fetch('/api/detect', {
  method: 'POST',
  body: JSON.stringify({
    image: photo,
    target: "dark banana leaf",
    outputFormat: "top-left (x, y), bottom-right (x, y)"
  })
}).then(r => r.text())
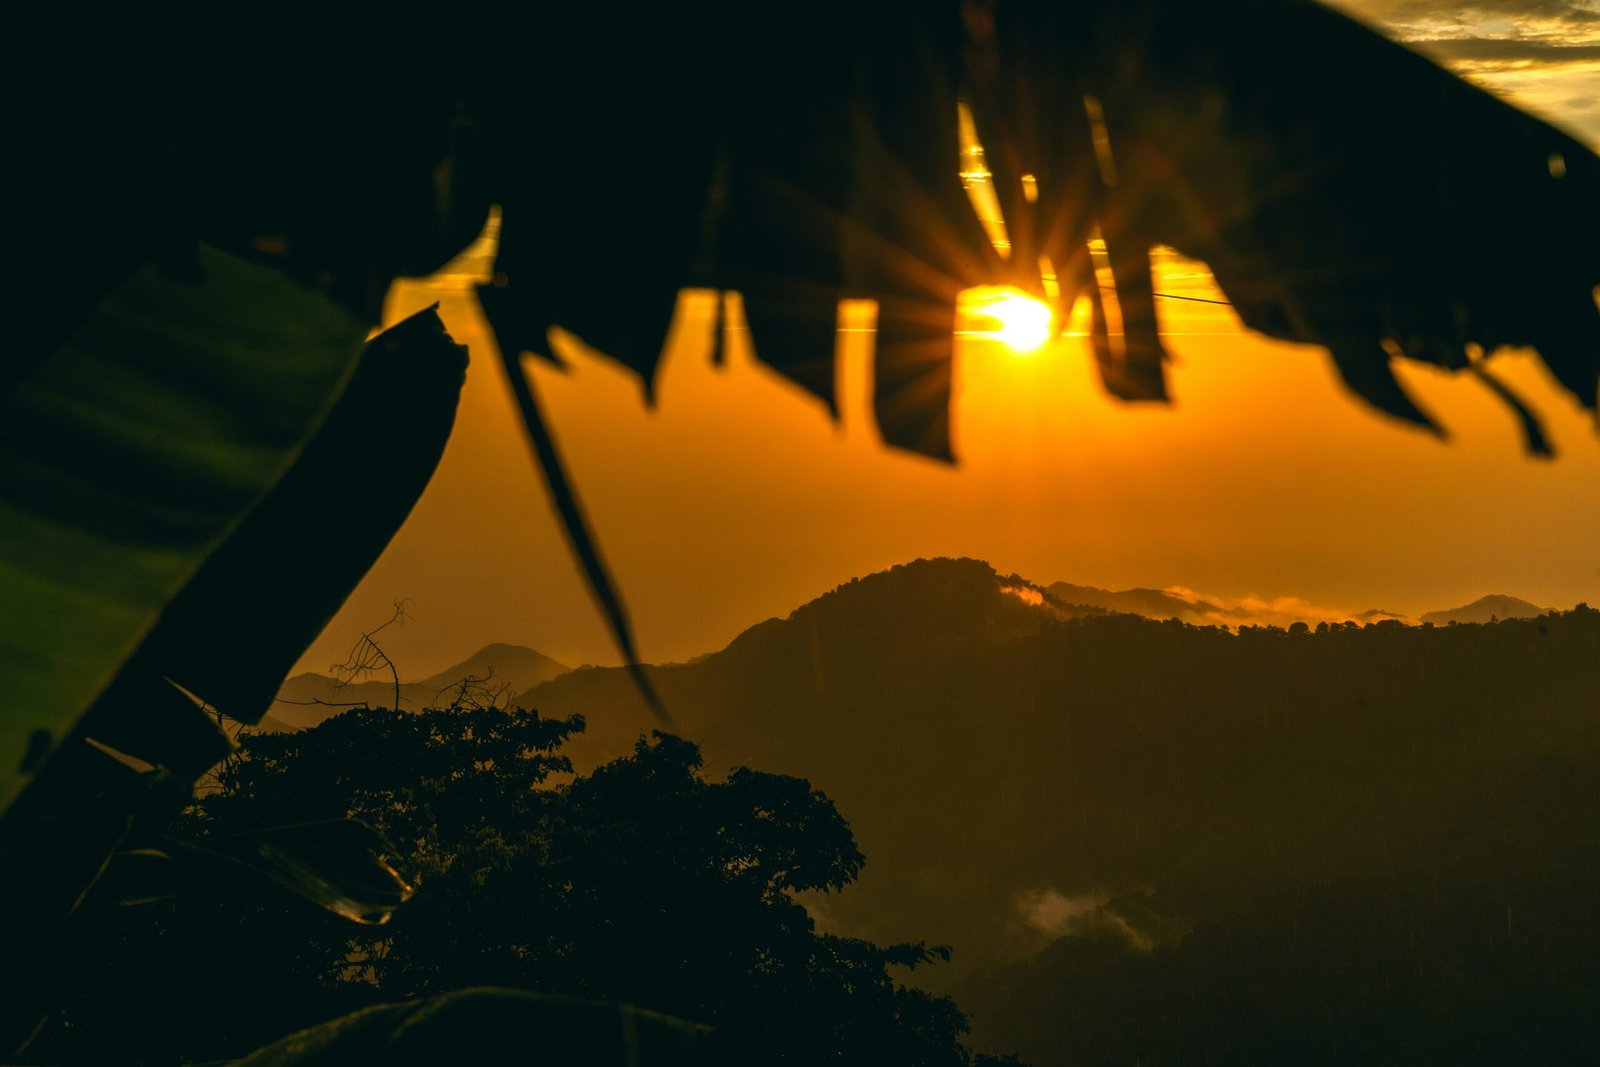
top-left (76, 305), bottom-right (465, 732)
top-left (474, 1), bottom-right (997, 698)
top-left (145, 819), bottom-right (415, 926)
top-left (5, 0), bottom-right (477, 807)
top-left (2, 1), bottom-right (476, 364)
top-left (0, 261), bottom-right (463, 1050)
top-left (475, 1), bottom-right (997, 446)
top-left (468, 0), bottom-right (1600, 688)
top-left (7, 0), bottom-right (1596, 772)
top-left (975, 0), bottom-right (1600, 451)
top-left (2, 299), bottom-right (464, 821)
top-left (478, 0), bottom-right (1599, 450)
top-left (3, 771), bottom-right (413, 1047)
top-left (0, 755), bottom-right (191, 1047)
top-left (0, 246), bottom-right (366, 812)
top-left (230, 987), bottom-right (711, 1066)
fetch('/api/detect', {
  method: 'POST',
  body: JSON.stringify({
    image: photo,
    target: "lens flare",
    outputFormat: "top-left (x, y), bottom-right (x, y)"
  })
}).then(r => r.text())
top-left (960, 287), bottom-right (1055, 354)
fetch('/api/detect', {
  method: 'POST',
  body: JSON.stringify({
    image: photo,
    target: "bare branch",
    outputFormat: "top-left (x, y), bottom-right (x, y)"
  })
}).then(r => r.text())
top-left (328, 601), bottom-right (410, 711)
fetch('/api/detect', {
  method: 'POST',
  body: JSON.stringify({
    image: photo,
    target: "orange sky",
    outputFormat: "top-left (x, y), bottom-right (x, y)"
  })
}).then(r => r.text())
top-left (294, 9), bottom-right (1600, 679)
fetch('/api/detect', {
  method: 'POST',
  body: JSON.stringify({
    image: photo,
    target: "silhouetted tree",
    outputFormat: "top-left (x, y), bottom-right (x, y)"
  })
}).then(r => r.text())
top-left (33, 709), bottom-right (1019, 1066)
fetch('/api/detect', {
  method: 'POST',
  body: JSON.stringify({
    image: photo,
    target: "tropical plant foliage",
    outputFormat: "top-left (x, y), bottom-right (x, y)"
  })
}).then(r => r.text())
top-left (0, 248), bottom-right (364, 808)
top-left (9, 0), bottom-right (1598, 724)
top-left (0, 287), bottom-right (465, 1049)
top-left (33, 709), bottom-right (1019, 1066)
top-left (6, 1), bottom-right (1600, 1061)
top-left (230, 988), bottom-right (712, 1067)
top-left (474, 0), bottom-right (1600, 670)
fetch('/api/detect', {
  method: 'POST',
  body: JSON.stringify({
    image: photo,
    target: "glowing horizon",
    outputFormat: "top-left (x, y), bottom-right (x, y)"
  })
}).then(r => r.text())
top-left (294, 4), bottom-right (1600, 677)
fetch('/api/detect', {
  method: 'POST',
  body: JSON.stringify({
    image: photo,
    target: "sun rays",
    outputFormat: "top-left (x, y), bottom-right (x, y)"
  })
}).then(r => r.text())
top-left (958, 286), bottom-right (1056, 353)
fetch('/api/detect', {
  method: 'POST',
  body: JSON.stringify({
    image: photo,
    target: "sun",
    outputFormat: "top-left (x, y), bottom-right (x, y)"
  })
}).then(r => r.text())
top-left (958, 286), bottom-right (1055, 354)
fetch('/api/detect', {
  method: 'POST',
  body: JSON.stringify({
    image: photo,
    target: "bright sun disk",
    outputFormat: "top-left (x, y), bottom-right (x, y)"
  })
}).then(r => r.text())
top-left (960, 287), bottom-right (1054, 354)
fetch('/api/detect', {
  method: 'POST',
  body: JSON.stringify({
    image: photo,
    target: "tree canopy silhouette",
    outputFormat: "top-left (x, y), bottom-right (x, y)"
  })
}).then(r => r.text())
top-left (33, 708), bottom-right (1020, 1065)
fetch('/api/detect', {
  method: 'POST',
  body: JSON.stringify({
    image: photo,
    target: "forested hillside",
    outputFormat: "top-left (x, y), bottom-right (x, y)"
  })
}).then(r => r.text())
top-left (521, 558), bottom-right (1600, 1062)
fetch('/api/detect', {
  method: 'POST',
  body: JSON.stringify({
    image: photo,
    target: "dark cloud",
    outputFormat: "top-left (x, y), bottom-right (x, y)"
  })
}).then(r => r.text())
top-left (1406, 36), bottom-right (1600, 63)
top-left (1330, 0), bottom-right (1600, 51)
top-left (1337, 0), bottom-right (1600, 27)
top-left (1328, 0), bottom-right (1600, 144)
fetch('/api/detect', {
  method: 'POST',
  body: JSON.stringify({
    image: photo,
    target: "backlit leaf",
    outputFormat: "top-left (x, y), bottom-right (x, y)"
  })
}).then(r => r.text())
top-left (0, 246), bottom-right (365, 809)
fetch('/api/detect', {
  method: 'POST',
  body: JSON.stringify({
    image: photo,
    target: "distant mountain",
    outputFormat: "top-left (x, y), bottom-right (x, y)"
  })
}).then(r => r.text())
top-left (1421, 593), bottom-right (1551, 625)
top-left (513, 557), bottom-right (1600, 1064)
top-left (267, 643), bottom-right (568, 730)
top-left (418, 643), bottom-right (571, 695)
top-left (251, 712), bottom-right (300, 734)
top-left (1046, 580), bottom-right (1227, 623)
top-left (1050, 580), bottom-right (1557, 630)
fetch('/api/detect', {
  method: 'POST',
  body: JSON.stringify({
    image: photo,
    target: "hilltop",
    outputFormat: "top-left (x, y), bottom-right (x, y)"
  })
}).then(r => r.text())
top-left (517, 557), bottom-right (1093, 766)
top-left (1421, 592), bottom-right (1551, 625)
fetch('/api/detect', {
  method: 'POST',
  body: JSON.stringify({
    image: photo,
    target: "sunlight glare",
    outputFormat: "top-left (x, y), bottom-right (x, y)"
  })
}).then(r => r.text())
top-left (960, 287), bottom-right (1055, 354)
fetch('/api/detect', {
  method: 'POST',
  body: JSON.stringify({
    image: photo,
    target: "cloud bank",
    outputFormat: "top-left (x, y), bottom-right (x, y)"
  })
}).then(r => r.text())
top-left (1159, 586), bottom-right (1415, 630)
top-left (1329, 0), bottom-right (1600, 141)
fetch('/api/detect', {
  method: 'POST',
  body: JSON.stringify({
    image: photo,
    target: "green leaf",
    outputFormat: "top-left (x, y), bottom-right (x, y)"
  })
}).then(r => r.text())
top-left (0, 246), bottom-right (366, 809)
top-left (7, 306), bottom-right (466, 825)
top-left (78, 305), bottom-right (467, 734)
top-left (230, 987), bottom-right (711, 1066)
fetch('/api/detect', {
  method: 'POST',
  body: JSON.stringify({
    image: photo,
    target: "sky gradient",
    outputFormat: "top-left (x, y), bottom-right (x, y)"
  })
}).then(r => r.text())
top-left (294, 5), bottom-right (1600, 680)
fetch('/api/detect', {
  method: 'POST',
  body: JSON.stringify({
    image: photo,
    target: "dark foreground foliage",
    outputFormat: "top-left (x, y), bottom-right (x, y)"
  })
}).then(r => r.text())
top-left (29, 707), bottom-right (1017, 1065)
top-left (231, 988), bottom-right (712, 1067)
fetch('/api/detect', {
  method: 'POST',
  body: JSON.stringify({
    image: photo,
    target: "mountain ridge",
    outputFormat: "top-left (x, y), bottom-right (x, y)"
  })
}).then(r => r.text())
top-left (268, 642), bottom-right (568, 729)
top-left (260, 557), bottom-right (1600, 1063)
top-left (270, 565), bottom-right (1563, 731)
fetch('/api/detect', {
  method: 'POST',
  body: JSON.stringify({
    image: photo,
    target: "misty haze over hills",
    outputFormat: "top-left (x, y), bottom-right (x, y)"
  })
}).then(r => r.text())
top-left (264, 560), bottom-right (1596, 1060)
top-left (1045, 580), bottom-right (1227, 623)
top-left (1048, 580), bottom-right (1551, 630)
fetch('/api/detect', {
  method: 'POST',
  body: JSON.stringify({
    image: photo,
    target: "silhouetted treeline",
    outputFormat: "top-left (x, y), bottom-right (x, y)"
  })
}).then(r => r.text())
top-left (516, 558), bottom-right (1600, 1063)
top-left (30, 706), bottom-right (1019, 1065)
top-left (40, 556), bottom-right (1600, 1063)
